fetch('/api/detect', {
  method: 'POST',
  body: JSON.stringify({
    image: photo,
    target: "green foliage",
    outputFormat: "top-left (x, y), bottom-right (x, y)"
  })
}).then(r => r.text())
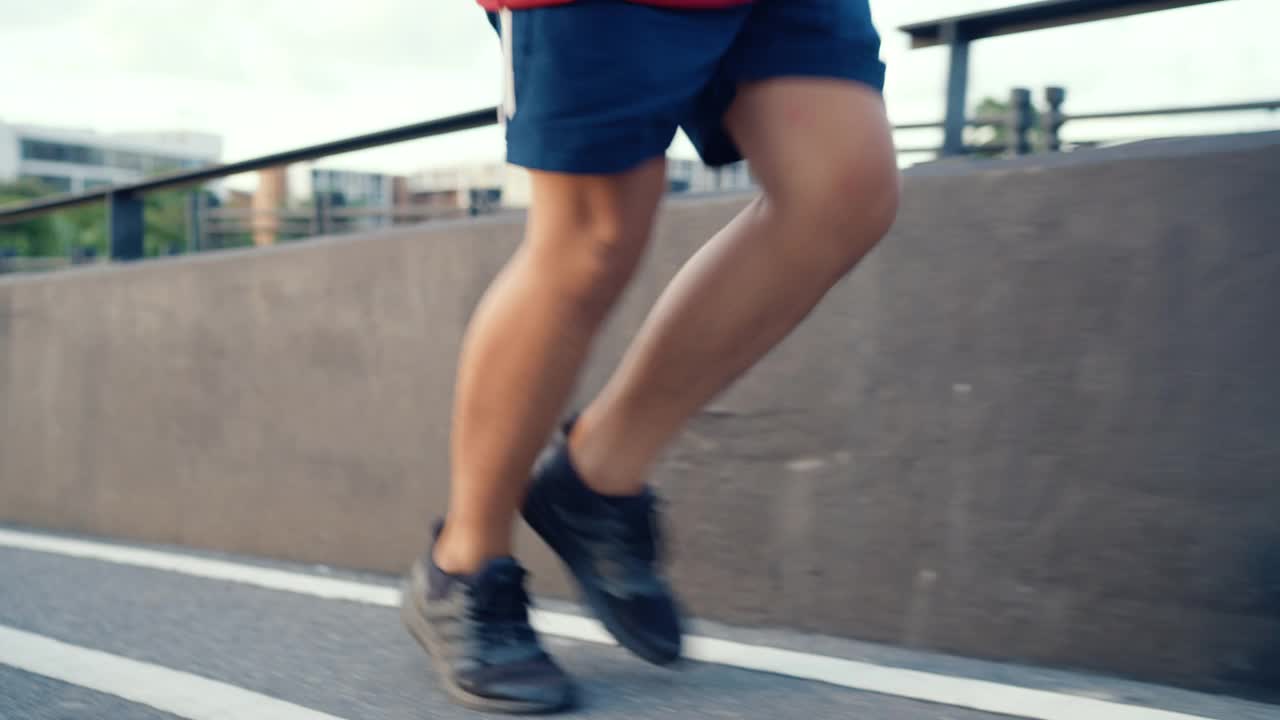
top-left (0, 179), bottom-right (65, 257)
top-left (0, 180), bottom-right (198, 262)
top-left (145, 189), bottom-right (190, 257)
top-left (971, 95), bottom-right (1043, 157)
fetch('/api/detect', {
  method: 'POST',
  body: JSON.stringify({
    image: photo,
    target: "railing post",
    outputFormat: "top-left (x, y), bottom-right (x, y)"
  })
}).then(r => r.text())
top-left (186, 191), bottom-right (203, 253)
top-left (1007, 87), bottom-right (1033, 156)
top-left (108, 191), bottom-right (144, 261)
top-left (313, 192), bottom-right (326, 236)
top-left (941, 21), bottom-right (971, 157)
top-left (1044, 86), bottom-right (1067, 153)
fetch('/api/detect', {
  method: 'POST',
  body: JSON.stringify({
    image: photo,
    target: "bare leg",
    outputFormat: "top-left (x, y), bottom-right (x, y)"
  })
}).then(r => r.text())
top-left (434, 158), bottom-right (667, 574)
top-left (570, 79), bottom-right (901, 495)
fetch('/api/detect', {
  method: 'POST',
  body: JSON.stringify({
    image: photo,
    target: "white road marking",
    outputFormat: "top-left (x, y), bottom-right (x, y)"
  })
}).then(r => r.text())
top-left (0, 624), bottom-right (349, 720)
top-left (0, 528), bottom-right (1214, 720)
top-left (0, 528), bottom-right (401, 606)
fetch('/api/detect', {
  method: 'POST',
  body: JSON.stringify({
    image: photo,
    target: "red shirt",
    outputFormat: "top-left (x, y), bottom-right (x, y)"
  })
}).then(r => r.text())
top-left (477, 1), bottom-right (751, 9)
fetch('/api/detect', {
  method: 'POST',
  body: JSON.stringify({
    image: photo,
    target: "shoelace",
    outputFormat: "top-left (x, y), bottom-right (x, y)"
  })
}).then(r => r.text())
top-left (467, 568), bottom-right (540, 650)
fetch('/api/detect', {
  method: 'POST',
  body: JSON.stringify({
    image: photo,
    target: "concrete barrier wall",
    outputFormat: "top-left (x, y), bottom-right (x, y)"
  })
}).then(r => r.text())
top-left (3, 133), bottom-right (1278, 697)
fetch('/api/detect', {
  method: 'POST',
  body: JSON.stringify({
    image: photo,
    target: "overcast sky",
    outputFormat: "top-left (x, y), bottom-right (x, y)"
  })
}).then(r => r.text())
top-left (3, 0), bottom-right (1277, 175)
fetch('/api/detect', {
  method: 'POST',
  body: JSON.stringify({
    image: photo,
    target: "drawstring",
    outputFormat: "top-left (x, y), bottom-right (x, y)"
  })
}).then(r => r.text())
top-left (499, 8), bottom-right (517, 125)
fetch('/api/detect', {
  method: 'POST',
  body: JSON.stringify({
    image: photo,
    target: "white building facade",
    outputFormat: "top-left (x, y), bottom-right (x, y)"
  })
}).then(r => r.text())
top-left (310, 167), bottom-right (397, 209)
top-left (404, 156), bottom-right (754, 213)
top-left (0, 121), bottom-right (222, 194)
top-left (407, 162), bottom-right (513, 211)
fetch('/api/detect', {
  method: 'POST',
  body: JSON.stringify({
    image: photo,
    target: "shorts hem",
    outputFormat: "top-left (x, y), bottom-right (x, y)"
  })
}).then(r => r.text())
top-left (506, 128), bottom-right (675, 176)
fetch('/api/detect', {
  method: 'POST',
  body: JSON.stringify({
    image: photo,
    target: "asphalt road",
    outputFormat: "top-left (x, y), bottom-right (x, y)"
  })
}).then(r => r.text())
top-left (0, 528), bottom-right (1275, 720)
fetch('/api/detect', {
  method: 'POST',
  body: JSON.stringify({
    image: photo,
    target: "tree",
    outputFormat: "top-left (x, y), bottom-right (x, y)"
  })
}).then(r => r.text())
top-left (0, 179), bottom-right (64, 257)
top-left (970, 95), bottom-right (1042, 157)
top-left (0, 180), bottom-right (196, 263)
top-left (145, 189), bottom-right (191, 256)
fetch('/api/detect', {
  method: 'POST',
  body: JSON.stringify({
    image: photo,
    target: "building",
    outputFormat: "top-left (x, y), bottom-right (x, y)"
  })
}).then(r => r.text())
top-left (667, 158), bottom-right (755, 194)
top-left (404, 156), bottom-right (754, 215)
top-left (308, 167), bottom-right (415, 234)
top-left (406, 162), bottom-right (510, 213)
top-left (0, 120), bottom-right (222, 194)
top-left (310, 167), bottom-right (399, 210)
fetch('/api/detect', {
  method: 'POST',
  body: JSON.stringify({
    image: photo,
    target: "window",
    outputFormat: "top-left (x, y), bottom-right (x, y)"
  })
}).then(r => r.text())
top-left (84, 178), bottom-right (113, 190)
top-left (21, 139), bottom-right (49, 161)
top-left (20, 139), bottom-right (105, 166)
top-left (21, 139), bottom-right (59, 162)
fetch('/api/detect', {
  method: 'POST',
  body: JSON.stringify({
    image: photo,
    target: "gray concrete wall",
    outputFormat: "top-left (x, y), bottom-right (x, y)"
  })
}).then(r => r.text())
top-left (2, 133), bottom-right (1279, 698)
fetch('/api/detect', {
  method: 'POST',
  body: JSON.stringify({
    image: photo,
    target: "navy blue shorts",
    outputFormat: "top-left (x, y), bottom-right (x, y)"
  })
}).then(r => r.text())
top-left (488, 0), bottom-right (886, 175)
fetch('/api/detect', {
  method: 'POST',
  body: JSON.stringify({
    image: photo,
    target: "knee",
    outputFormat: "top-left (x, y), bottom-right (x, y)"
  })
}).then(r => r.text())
top-left (833, 160), bottom-right (901, 245)
top-left (772, 155), bottom-right (900, 279)
top-left (526, 210), bottom-right (648, 325)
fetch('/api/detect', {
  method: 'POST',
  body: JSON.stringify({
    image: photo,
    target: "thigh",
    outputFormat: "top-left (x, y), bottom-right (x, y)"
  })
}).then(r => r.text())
top-left (723, 78), bottom-right (896, 206)
top-left (681, 0), bottom-right (888, 168)
top-left (496, 2), bottom-right (747, 176)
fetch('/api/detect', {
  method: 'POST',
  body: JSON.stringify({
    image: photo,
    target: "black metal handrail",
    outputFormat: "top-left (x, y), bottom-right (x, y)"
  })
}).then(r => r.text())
top-left (0, 108), bottom-right (497, 225)
top-left (0, 104), bottom-right (998, 263)
top-left (1064, 99), bottom-right (1280, 122)
top-left (0, 106), bottom-right (974, 228)
top-left (892, 92), bottom-right (1280, 156)
top-left (1040, 91), bottom-right (1279, 153)
top-left (0, 110), bottom-right (1002, 230)
top-left (3, 94), bottom-right (1278, 265)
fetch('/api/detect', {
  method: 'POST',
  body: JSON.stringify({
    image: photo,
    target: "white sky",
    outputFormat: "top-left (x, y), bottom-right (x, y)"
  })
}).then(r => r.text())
top-left (2, 0), bottom-right (1278, 176)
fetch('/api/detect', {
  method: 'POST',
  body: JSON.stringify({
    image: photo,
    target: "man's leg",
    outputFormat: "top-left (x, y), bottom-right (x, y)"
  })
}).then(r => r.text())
top-left (400, 159), bottom-right (666, 713)
top-left (434, 158), bottom-right (667, 574)
top-left (569, 78), bottom-right (900, 495)
top-left (406, 3), bottom-right (749, 711)
top-left (517, 78), bottom-right (897, 668)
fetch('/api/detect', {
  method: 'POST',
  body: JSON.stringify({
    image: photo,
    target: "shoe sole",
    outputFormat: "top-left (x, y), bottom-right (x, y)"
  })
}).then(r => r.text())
top-left (523, 491), bottom-right (683, 667)
top-left (400, 562), bottom-right (575, 715)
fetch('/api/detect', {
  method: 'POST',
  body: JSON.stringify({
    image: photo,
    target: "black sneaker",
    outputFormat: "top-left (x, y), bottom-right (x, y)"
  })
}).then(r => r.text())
top-left (401, 522), bottom-right (576, 714)
top-left (522, 421), bottom-right (683, 666)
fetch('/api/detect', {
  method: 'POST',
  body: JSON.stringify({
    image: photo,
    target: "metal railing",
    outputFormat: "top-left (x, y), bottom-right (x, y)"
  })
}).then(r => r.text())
top-left (197, 203), bottom-right (477, 249)
top-left (896, 89), bottom-right (1280, 157)
top-left (0, 108), bottom-right (495, 261)
top-left (2, 93), bottom-right (1278, 268)
top-left (0, 106), bottom-right (972, 263)
top-left (1043, 93), bottom-right (1280, 152)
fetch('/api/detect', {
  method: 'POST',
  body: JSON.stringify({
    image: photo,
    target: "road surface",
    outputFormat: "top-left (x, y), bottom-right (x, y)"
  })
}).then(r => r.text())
top-left (0, 526), bottom-right (1273, 720)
